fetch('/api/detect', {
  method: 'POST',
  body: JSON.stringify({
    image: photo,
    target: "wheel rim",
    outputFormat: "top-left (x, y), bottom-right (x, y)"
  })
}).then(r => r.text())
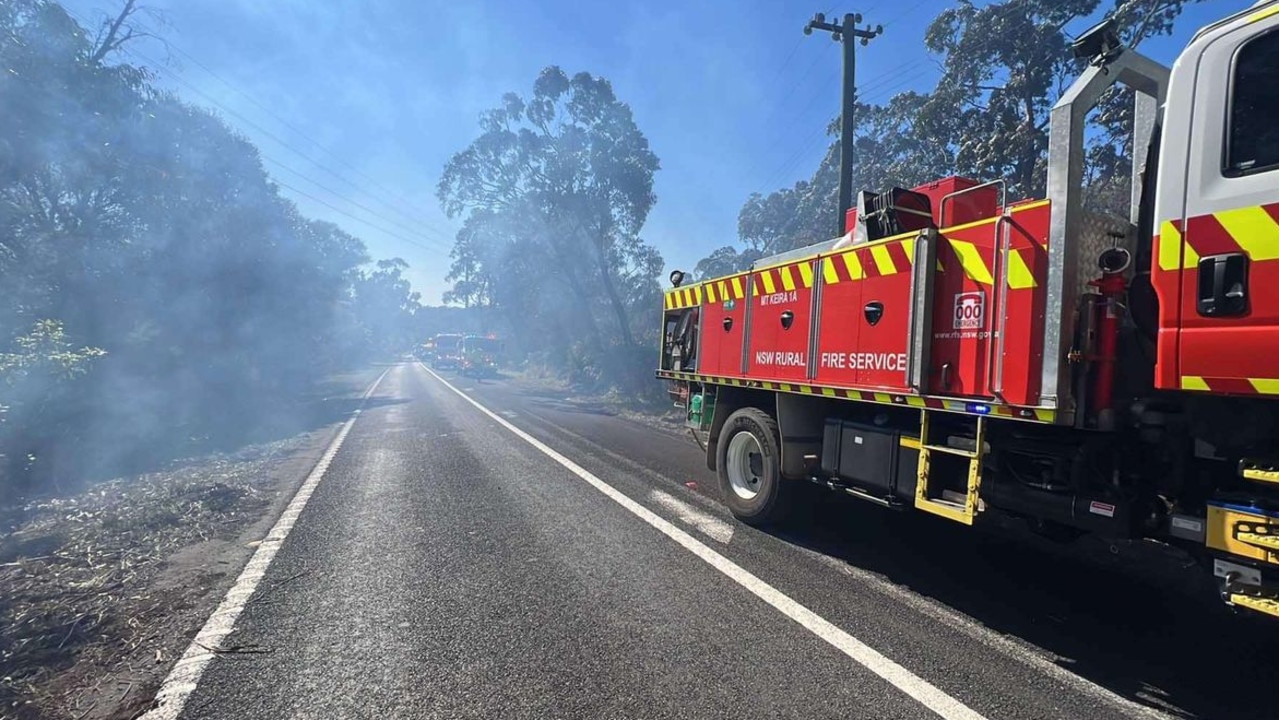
top-left (725, 430), bottom-right (765, 500)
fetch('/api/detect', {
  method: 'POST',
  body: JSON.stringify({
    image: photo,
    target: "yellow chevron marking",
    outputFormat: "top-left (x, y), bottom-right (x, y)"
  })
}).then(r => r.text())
top-left (842, 251), bottom-right (864, 280)
top-left (873, 392), bottom-right (892, 402)
top-left (1216, 205), bottom-right (1279, 261)
top-left (798, 262), bottom-right (814, 288)
top-left (870, 245), bottom-right (898, 275)
top-left (906, 396), bottom-right (926, 407)
top-left (1158, 220), bottom-right (1184, 271)
top-left (822, 258), bottom-right (840, 284)
top-left (1034, 409), bottom-right (1054, 422)
top-left (1251, 378), bottom-right (1279, 395)
top-left (949, 240), bottom-right (994, 285)
top-left (717, 280), bottom-right (728, 301)
top-left (1006, 248), bottom-right (1037, 289)
top-left (799, 385), bottom-right (813, 394)
top-left (1181, 375), bottom-right (1211, 391)
top-left (1011, 199), bottom-right (1050, 214)
top-left (780, 265), bottom-right (797, 292)
top-left (758, 271), bottom-right (776, 295)
top-left (1249, 3), bottom-right (1279, 22)
top-left (902, 240), bottom-right (914, 265)
top-left (731, 276), bottom-right (744, 299)
top-left (821, 387), bottom-right (837, 397)
top-left (694, 286), bottom-right (703, 304)
top-left (704, 283), bottom-right (717, 303)
top-left (663, 293), bottom-right (673, 310)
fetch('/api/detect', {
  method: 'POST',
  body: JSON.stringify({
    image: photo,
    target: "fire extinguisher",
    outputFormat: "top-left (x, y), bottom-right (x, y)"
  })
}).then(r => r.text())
top-left (1089, 246), bottom-right (1131, 430)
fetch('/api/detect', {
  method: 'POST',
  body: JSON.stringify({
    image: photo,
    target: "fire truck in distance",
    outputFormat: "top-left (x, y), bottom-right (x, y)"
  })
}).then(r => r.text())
top-left (658, 4), bottom-right (1279, 619)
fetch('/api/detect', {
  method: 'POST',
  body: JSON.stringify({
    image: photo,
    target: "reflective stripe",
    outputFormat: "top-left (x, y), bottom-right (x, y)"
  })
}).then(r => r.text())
top-left (780, 266), bottom-right (796, 292)
top-left (1157, 220), bottom-right (1183, 271)
top-left (1248, 3), bottom-right (1279, 22)
top-left (1214, 205), bottom-right (1279, 261)
top-left (842, 251), bottom-right (864, 280)
top-left (1251, 378), bottom-right (1279, 395)
top-left (949, 240), bottom-right (994, 285)
top-left (1181, 376), bottom-right (1211, 391)
top-left (823, 258), bottom-right (840, 284)
top-left (798, 262), bottom-right (814, 288)
top-left (1006, 249), bottom-right (1037, 289)
top-left (871, 245), bottom-right (898, 275)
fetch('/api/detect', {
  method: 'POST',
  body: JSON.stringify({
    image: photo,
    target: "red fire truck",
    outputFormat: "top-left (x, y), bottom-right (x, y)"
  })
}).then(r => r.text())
top-left (658, 4), bottom-right (1279, 619)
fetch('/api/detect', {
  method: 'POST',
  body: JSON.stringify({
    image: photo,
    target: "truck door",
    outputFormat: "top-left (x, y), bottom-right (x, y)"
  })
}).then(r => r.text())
top-left (1173, 11), bottom-right (1279, 394)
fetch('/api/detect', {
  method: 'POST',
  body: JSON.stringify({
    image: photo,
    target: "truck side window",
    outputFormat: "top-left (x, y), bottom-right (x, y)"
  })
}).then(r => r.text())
top-left (1227, 29), bottom-right (1279, 176)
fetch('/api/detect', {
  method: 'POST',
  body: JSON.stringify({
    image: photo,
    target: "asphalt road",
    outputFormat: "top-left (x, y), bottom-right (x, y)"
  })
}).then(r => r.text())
top-left (153, 362), bottom-right (1277, 719)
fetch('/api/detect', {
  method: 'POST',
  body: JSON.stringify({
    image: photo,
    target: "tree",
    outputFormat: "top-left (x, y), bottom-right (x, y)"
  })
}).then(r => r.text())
top-left (438, 66), bottom-right (662, 351)
top-left (351, 258), bottom-right (423, 357)
top-left (0, 0), bottom-right (411, 496)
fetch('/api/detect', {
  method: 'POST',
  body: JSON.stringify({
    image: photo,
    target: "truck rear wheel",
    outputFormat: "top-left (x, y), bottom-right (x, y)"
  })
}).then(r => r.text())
top-left (717, 407), bottom-right (790, 526)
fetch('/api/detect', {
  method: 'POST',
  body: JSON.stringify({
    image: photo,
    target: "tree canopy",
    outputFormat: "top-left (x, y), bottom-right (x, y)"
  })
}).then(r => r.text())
top-left (438, 67), bottom-right (663, 391)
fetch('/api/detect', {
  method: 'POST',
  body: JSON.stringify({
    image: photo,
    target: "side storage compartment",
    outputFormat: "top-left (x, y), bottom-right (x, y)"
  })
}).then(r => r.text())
top-left (820, 419), bottom-right (917, 502)
top-left (698, 273), bottom-right (749, 377)
top-left (747, 260), bottom-right (815, 383)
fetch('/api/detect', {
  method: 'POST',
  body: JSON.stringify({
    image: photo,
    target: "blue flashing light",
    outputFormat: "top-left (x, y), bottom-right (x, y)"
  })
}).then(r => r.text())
top-left (966, 403), bottom-right (992, 415)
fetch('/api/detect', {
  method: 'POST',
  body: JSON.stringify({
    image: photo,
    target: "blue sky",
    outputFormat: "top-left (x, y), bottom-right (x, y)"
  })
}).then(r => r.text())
top-left (64, 0), bottom-right (1252, 304)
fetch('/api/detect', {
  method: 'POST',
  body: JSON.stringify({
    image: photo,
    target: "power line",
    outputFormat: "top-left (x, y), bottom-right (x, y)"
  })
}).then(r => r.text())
top-left (64, 7), bottom-right (457, 241)
top-left (763, 34), bottom-right (806, 89)
top-left (91, 44), bottom-right (455, 247)
top-left (62, 8), bottom-right (459, 254)
top-left (262, 156), bottom-right (451, 253)
top-left (272, 179), bottom-right (448, 255)
top-left (119, 44), bottom-right (456, 249)
top-left (760, 48), bottom-right (829, 128)
top-left (767, 124), bottom-right (832, 190)
top-left (156, 40), bottom-right (447, 233)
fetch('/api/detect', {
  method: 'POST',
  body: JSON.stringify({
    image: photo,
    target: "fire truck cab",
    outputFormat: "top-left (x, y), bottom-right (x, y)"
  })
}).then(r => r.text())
top-left (658, 3), bottom-right (1279, 619)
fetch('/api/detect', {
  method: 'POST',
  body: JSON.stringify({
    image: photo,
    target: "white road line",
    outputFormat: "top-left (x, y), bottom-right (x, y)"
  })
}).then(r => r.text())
top-left (796, 548), bottom-right (1177, 719)
top-left (421, 364), bottom-right (986, 720)
top-left (139, 367), bottom-right (391, 720)
top-left (650, 488), bottom-right (735, 544)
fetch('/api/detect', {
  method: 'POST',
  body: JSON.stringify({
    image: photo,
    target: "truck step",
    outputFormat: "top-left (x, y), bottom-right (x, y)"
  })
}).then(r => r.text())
top-left (915, 495), bottom-right (975, 525)
top-left (1229, 594), bottom-right (1279, 619)
top-left (1240, 460), bottom-right (1279, 485)
top-left (921, 444), bottom-right (979, 459)
top-left (1237, 529), bottom-right (1279, 552)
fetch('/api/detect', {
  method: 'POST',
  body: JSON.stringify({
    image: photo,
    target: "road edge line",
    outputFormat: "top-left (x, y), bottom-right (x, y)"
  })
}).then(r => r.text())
top-left (421, 363), bottom-right (986, 720)
top-left (138, 366), bottom-right (392, 720)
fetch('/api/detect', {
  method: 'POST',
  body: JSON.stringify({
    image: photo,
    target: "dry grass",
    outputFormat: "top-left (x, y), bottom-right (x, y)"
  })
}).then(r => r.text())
top-left (0, 435), bottom-right (307, 719)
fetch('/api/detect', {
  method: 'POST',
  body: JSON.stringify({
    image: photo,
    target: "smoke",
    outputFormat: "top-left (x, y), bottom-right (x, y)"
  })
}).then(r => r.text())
top-left (0, 0), bottom-right (425, 496)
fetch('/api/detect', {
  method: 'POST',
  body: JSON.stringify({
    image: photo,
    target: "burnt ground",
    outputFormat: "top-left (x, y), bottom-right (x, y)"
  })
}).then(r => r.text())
top-left (0, 367), bottom-right (385, 720)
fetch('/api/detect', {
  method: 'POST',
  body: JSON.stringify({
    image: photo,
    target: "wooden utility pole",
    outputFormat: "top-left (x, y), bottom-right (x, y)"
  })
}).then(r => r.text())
top-left (804, 12), bottom-right (882, 236)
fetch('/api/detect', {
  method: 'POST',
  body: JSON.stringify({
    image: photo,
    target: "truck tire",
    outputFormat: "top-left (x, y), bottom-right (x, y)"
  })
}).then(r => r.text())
top-left (716, 407), bottom-right (790, 526)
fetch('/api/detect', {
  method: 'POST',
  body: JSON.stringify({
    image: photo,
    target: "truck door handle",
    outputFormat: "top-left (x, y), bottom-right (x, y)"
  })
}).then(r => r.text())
top-left (780, 310), bottom-right (794, 329)
top-left (1197, 253), bottom-right (1249, 317)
